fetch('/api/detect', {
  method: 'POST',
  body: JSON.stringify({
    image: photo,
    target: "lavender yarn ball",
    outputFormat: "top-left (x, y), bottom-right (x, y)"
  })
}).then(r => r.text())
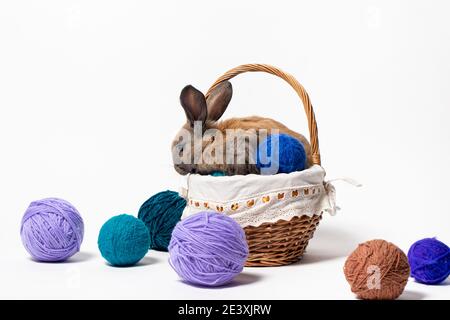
top-left (408, 238), bottom-right (450, 285)
top-left (20, 198), bottom-right (84, 262)
top-left (168, 211), bottom-right (249, 287)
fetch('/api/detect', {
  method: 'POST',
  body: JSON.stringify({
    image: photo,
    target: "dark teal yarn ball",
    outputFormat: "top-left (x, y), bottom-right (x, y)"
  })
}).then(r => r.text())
top-left (211, 171), bottom-right (225, 176)
top-left (98, 214), bottom-right (150, 267)
top-left (138, 190), bottom-right (187, 251)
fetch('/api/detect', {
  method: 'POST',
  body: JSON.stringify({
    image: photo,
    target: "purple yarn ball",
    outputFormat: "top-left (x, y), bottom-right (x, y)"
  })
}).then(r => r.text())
top-left (168, 211), bottom-right (249, 287)
top-left (20, 198), bottom-right (84, 262)
top-left (408, 238), bottom-right (450, 285)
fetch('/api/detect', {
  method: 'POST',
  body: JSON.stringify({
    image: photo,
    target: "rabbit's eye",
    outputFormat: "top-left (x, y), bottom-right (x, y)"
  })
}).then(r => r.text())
top-left (210, 136), bottom-right (215, 142)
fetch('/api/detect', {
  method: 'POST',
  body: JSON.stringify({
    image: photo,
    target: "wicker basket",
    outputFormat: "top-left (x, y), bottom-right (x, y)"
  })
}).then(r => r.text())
top-left (184, 64), bottom-right (325, 267)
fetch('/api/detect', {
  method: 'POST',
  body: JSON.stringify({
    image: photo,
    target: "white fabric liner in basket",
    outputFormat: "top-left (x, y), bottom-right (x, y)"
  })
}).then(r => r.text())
top-left (180, 165), bottom-right (339, 228)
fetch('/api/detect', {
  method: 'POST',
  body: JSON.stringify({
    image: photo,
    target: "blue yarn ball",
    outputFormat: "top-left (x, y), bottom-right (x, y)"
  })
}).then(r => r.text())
top-left (138, 190), bottom-right (186, 251)
top-left (98, 214), bottom-right (150, 266)
top-left (408, 238), bottom-right (450, 285)
top-left (256, 133), bottom-right (307, 174)
top-left (211, 171), bottom-right (225, 177)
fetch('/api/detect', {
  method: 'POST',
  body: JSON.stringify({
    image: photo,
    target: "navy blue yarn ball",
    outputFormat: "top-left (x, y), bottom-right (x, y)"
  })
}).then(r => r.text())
top-left (256, 133), bottom-right (307, 174)
top-left (138, 190), bottom-right (187, 251)
top-left (98, 214), bottom-right (150, 267)
top-left (408, 238), bottom-right (450, 285)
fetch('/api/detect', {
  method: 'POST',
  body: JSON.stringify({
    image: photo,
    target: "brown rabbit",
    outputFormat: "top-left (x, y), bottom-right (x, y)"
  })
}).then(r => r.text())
top-left (172, 81), bottom-right (312, 175)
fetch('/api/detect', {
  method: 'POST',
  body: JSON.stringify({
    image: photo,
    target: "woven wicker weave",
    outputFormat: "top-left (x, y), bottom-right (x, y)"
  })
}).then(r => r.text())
top-left (206, 64), bottom-right (322, 267)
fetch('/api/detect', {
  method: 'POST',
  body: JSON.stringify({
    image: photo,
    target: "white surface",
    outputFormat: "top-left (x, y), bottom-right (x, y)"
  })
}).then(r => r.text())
top-left (0, 0), bottom-right (449, 299)
top-left (1, 224), bottom-right (448, 300)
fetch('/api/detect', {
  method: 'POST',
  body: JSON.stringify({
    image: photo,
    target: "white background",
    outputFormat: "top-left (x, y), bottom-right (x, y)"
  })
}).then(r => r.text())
top-left (0, 0), bottom-right (449, 299)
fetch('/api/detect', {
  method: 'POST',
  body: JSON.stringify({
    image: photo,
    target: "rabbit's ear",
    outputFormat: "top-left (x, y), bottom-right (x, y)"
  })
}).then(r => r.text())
top-left (206, 81), bottom-right (232, 122)
top-left (180, 85), bottom-right (208, 126)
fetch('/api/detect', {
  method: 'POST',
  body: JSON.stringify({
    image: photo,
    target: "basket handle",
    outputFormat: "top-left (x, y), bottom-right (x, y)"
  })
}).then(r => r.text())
top-left (205, 64), bottom-right (321, 165)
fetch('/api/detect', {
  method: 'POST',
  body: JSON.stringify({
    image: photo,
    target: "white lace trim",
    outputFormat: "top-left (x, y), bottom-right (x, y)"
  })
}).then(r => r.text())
top-left (181, 177), bottom-right (339, 228)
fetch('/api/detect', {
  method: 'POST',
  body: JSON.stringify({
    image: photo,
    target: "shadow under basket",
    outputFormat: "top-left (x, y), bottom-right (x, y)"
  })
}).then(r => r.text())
top-left (182, 64), bottom-right (332, 267)
top-left (244, 214), bottom-right (323, 267)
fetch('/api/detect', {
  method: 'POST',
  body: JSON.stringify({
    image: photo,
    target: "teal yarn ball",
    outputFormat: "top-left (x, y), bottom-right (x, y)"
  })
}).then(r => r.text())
top-left (98, 214), bottom-right (150, 266)
top-left (211, 171), bottom-right (225, 176)
top-left (138, 190), bottom-right (187, 251)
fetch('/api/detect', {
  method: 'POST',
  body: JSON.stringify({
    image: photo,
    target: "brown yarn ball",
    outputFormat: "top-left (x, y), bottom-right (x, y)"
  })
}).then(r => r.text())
top-left (344, 239), bottom-right (410, 300)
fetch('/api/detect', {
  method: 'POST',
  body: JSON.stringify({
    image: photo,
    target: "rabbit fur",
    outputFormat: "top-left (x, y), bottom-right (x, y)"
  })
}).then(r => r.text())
top-left (172, 81), bottom-right (311, 175)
